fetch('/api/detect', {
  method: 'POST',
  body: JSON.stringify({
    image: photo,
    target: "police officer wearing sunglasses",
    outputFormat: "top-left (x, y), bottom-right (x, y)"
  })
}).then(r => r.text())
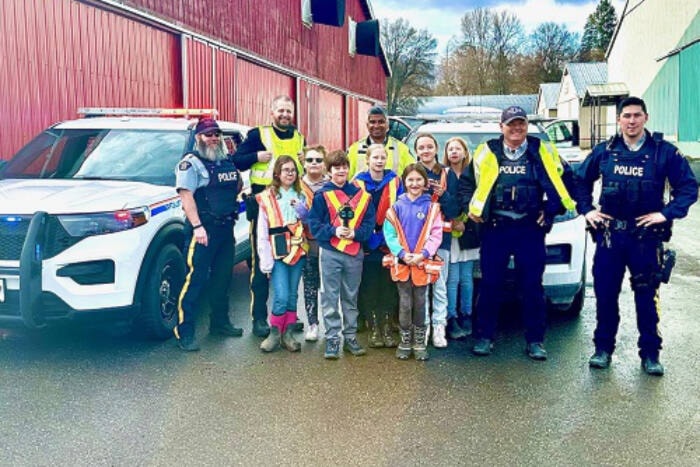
top-left (174, 117), bottom-right (243, 351)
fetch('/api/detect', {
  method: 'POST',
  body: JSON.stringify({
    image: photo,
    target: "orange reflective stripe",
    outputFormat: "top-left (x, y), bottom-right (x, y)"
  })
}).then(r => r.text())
top-left (376, 177), bottom-right (399, 225)
top-left (256, 190), bottom-right (285, 228)
top-left (258, 190), bottom-right (306, 264)
top-left (323, 189), bottom-right (371, 255)
top-left (282, 221), bottom-right (307, 265)
top-left (300, 180), bottom-right (315, 240)
top-left (384, 203), bottom-right (442, 286)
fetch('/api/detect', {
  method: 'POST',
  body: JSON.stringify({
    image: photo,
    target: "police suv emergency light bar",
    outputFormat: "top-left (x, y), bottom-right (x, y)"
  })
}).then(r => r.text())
top-left (77, 107), bottom-right (219, 118)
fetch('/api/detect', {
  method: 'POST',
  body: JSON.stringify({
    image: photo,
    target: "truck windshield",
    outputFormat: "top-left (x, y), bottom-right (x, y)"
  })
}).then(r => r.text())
top-left (1, 129), bottom-right (188, 186)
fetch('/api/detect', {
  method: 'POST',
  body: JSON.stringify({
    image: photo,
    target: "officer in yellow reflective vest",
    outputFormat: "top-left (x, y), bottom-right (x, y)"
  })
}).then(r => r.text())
top-left (458, 105), bottom-right (575, 361)
top-left (234, 95), bottom-right (305, 338)
top-left (347, 106), bottom-right (414, 178)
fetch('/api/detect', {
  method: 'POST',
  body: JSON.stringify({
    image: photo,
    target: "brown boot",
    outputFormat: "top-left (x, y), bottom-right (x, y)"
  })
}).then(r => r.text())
top-left (382, 322), bottom-right (398, 348)
top-left (281, 326), bottom-right (301, 352)
top-left (367, 312), bottom-right (385, 348)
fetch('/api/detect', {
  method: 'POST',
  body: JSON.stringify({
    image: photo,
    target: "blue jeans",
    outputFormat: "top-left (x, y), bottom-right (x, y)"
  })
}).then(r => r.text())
top-left (426, 248), bottom-right (449, 326)
top-left (270, 257), bottom-right (306, 317)
top-left (447, 259), bottom-right (475, 318)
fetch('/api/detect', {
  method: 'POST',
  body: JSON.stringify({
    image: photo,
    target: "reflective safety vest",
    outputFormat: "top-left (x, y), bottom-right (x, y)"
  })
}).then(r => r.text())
top-left (353, 176), bottom-right (399, 226)
top-left (347, 136), bottom-right (412, 177)
top-left (383, 202), bottom-right (443, 286)
top-left (250, 126), bottom-right (304, 186)
top-left (300, 179), bottom-right (316, 240)
top-left (469, 140), bottom-right (575, 218)
top-left (323, 189), bottom-right (372, 255)
top-left (256, 189), bottom-right (307, 265)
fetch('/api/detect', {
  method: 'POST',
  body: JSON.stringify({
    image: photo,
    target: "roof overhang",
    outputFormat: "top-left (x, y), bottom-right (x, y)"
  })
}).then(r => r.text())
top-left (582, 83), bottom-right (629, 107)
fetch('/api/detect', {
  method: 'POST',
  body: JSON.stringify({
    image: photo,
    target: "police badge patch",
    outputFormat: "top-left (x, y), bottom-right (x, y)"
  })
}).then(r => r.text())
top-left (178, 160), bottom-right (192, 171)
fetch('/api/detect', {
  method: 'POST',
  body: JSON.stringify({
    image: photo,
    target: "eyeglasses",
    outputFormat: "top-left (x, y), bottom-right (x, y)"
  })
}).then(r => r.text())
top-left (203, 132), bottom-right (222, 137)
top-left (305, 158), bottom-right (323, 163)
top-left (281, 168), bottom-right (297, 174)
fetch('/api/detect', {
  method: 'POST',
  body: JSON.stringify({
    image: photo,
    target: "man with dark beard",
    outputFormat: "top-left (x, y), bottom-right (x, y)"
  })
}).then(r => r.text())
top-left (173, 117), bottom-right (244, 351)
top-left (234, 95), bottom-right (305, 338)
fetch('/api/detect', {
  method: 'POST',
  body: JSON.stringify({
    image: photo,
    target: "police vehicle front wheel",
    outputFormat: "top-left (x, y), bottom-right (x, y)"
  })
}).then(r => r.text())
top-left (139, 244), bottom-right (185, 340)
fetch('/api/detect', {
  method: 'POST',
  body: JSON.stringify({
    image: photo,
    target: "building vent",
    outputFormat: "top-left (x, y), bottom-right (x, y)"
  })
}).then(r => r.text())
top-left (310, 0), bottom-right (345, 27)
top-left (356, 20), bottom-right (380, 56)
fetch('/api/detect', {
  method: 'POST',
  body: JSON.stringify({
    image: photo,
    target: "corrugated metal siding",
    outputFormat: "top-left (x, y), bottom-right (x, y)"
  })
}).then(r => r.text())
top-left (214, 48), bottom-right (237, 121)
top-left (679, 43), bottom-right (699, 143)
top-left (317, 88), bottom-right (344, 151)
top-left (0, 0), bottom-right (181, 159)
top-left (185, 38), bottom-right (213, 109)
top-left (234, 59), bottom-right (295, 127)
top-left (643, 55), bottom-right (679, 139)
top-left (121, 0), bottom-right (387, 101)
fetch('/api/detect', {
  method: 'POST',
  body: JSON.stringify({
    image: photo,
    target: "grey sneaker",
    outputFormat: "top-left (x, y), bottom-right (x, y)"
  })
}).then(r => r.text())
top-left (343, 337), bottom-right (367, 356)
top-left (324, 338), bottom-right (340, 360)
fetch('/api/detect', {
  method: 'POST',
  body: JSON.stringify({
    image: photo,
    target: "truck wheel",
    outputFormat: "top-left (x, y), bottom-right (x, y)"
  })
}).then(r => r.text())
top-left (139, 244), bottom-right (185, 340)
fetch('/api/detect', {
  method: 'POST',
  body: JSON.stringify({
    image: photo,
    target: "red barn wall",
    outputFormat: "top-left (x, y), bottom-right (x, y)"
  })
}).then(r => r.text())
top-left (0, 0), bottom-right (181, 158)
top-left (122, 0), bottom-right (387, 102)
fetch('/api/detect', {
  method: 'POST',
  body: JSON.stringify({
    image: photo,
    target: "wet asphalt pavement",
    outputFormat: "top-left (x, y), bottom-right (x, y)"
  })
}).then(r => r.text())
top-left (1, 206), bottom-right (699, 466)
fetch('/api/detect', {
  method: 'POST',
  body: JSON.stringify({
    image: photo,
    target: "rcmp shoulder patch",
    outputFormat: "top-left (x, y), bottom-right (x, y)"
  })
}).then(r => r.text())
top-left (178, 160), bottom-right (192, 171)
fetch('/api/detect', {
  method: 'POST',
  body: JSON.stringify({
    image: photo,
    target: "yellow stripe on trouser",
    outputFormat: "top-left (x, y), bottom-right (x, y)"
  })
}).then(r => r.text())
top-left (175, 234), bottom-right (198, 338)
top-left (248, 221), bottom-right (258, 316)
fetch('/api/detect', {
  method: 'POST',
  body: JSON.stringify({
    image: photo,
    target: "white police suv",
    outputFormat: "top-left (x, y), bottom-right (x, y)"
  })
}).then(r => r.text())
top-left (0, 108), bottom-right (250, 338)
top-left (406, 119), bottom-right (587, 314)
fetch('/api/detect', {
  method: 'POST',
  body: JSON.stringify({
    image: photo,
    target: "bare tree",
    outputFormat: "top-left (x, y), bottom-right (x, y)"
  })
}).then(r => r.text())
top-left (445, 8), bottom-right (524, 95)
top-left (381, 18), bottom-right (437, 114)
top-left (528, 22), bottom-right (580, 83)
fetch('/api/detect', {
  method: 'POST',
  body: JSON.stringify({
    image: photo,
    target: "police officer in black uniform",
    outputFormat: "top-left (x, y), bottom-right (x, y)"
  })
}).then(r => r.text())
top-left (174, 117), bottom-right (244, 351)
top-left (458, 106), bottom-right (576, 360)
top-left (573, 96), bottom-right (697, 375)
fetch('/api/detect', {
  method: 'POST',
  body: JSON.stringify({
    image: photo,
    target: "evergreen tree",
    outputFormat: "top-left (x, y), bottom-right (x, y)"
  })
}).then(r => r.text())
top-left (578, 0), bottom-right (617, 61)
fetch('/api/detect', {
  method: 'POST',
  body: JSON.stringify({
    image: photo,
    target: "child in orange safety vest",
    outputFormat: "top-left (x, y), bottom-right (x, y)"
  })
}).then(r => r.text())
top-left (256, 156), bottom-right (309, 353)
top-left (383, 163), bottom-right (444, 361)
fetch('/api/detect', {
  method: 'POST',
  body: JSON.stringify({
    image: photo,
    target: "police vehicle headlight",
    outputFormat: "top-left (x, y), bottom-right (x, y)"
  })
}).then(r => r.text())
top-left (553, 209), bottom-right (578, 223)
top-left (57, 207), bottom-right (150, 237)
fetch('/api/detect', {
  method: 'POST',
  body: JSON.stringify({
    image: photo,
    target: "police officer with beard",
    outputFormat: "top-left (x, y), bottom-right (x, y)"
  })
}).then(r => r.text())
top-left (174, 117), bottom-right (243, 351)
top-left (573, 96), bottom-right (697, 375)
top-left (458, 106), bottom-right (575, 360)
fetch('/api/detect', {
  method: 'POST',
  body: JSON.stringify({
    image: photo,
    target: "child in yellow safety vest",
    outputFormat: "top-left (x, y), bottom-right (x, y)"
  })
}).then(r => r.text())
top-left (256, 156), bottom-right (309, 353)
top-left (383, 163), bottom-right (444, 361)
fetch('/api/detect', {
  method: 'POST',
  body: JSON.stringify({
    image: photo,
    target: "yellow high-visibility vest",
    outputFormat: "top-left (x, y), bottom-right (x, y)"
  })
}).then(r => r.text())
top-left (347, 136), bottom-right (414, 178)
top-left (249, 126), bottom-right (304, 186)
top-left (469, 140), bottom-right (575, 217)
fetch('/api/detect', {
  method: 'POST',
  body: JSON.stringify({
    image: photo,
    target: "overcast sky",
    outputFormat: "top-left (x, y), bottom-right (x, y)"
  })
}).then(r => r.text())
top-left (370, 0), bottom-right (626, 53)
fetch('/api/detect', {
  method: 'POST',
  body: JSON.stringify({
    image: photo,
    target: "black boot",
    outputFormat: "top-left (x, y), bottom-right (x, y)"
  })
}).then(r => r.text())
top-left (413, 326), bottom-right (429, 361)
top-left (395, 327), bottom-right (412, 360)
top-left (382, 322), bottom-right (398, 348)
